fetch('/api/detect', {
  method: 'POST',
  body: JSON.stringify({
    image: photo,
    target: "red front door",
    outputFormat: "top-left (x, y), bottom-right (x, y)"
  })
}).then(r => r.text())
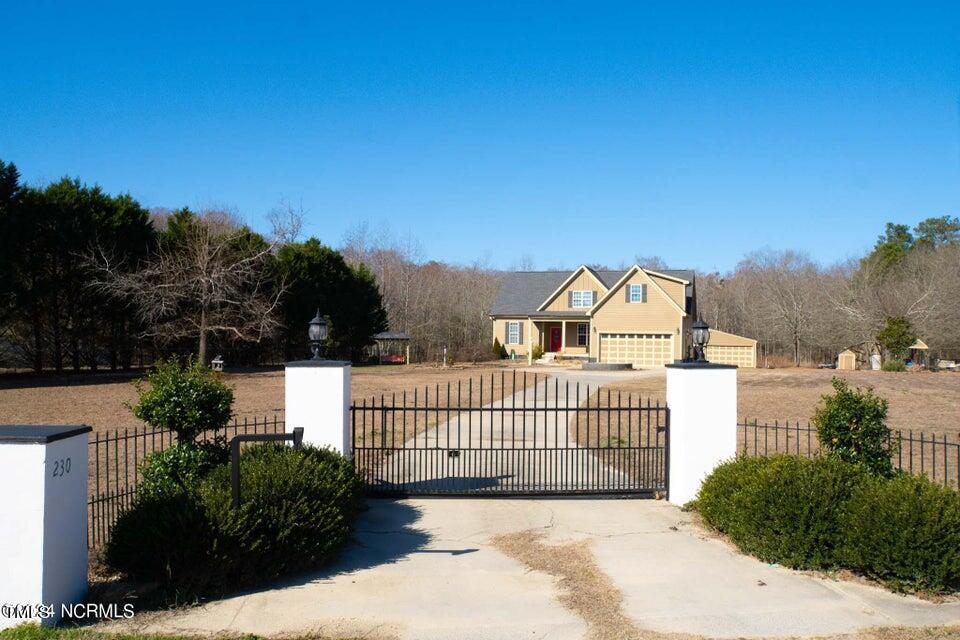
top-left (550, 327), bottom-right (562, 352)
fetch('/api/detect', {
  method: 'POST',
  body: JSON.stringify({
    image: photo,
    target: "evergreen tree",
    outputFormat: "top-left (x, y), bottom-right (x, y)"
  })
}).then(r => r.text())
top-left (275, 238), bottom-right (388, 361)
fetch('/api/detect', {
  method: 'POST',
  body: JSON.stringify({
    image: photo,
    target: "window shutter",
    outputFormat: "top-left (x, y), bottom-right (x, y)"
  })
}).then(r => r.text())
top-left (518, 322), bottom-right (524, 344)
top-left (568, 291), bottom-right (573, 308)
top-left (625, 286), bottom-right (631, 303)
top-left (504, 321), bottom-right (510, 343)
top-left (592, 290), bottom-right (598, 305)
top-left (641, 284), bottom-right (648, 302)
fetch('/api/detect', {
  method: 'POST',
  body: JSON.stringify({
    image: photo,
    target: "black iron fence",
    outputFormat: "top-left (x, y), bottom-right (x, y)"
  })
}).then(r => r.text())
top-left (87, 415), bottom-right (284, 549)
top-left (738, 420), bottom-right (960, 489)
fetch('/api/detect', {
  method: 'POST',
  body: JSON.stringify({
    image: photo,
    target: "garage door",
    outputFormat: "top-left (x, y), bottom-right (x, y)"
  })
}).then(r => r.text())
top-left (600, 333), bottom-right (673, 367)
top-left (705, 345), bottom-right (756, 368)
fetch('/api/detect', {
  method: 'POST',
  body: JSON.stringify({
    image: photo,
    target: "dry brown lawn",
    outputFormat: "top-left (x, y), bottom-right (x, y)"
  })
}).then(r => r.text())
top-left (600, 368), bottom-right (960, 436)
top-left (0, 362), bottom-right (533, 433)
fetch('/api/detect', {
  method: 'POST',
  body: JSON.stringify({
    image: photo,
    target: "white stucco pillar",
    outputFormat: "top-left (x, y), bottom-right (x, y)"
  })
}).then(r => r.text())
top-left (665, 363), bottom-right (737, 506)
top-left (0, 426), bottom-right (90, 629)
top-left (285, 360), bottom-right (352, 457)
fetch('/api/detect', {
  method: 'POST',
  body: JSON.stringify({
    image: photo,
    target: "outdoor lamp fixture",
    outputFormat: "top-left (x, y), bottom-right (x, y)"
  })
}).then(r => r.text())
top-left (308, 310), bottom-right (328, 360)
top-left (691, 316), bottom-right (710, 363)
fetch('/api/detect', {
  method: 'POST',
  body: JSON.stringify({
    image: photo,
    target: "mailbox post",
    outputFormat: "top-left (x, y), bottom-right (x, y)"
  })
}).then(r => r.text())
top-left (0, 425), bottom-right (91, 629)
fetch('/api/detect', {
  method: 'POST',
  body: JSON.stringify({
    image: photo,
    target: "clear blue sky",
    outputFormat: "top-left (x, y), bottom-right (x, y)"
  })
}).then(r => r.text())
top-left (2, 2), bottom-right (958, 272)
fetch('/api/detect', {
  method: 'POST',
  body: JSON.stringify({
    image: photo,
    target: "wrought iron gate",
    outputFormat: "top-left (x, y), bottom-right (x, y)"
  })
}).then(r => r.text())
top-left (350, 372), bottom-right (668, 496)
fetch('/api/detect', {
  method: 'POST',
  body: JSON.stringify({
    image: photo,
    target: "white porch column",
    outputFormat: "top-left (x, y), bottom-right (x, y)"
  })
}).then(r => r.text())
top-left (561, 321), bottom-right (566, 354)
top-left (665, 363), bottom-right (737, 506)
top-left (527, 318), bottom-right (533, 365)
top-left (285, 360), bottom-right (352, 457)
top-left (0, 426), bottom-right (90, 629)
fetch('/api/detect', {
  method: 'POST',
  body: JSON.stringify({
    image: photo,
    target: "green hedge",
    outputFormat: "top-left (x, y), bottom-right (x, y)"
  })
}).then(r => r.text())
top-left (697, 456), bottom-right (960, 593)
top-left (137, 443), bottom-right (229, 500)
top-left (697, 455), bottom-right (867, 569)
top-left (840, 474), bottom-right (960, 592)
top-left (200, 445), bottom-right (363, 588)
top-left (105, 443), bottom-right (362, 597)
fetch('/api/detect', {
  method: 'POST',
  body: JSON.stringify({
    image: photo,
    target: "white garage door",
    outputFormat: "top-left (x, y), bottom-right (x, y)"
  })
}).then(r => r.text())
top-left (705, 345), bottom-right (756, 368)
top-left (600, 333), bottom-right (673, 367)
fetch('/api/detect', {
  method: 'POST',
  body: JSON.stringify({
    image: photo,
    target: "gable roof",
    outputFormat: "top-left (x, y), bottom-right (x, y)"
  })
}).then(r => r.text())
top-left (589, 265), bottom-right (688, 317)
top-left (490, 267), bottom-right (696, 316)
top-left (536, 265), bottom-right (610, 311)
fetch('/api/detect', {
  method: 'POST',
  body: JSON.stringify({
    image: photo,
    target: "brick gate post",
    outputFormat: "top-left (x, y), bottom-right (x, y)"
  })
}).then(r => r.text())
top-left (664, 362), bottom-right (737, 505)
top-left (0, 425), bottom-right (90, 629)
top-left (285, 360), bottom-right (352, 457)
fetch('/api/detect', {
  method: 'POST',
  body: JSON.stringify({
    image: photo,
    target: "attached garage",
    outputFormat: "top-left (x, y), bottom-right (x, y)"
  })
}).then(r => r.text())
top-left (599, 333), bottom-right (674, 367)
top-left (704, 330), bottom-right (757, 368)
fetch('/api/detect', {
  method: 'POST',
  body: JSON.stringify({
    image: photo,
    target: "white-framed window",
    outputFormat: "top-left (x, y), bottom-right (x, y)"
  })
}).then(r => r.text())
top-left (577, 323), bottom-right (588, 346)
top-left (570, 290), bottom-right (593, 308)
top-left (506, 321), bottom-right (521, 345)
top-left (629, 283), bottom-right (644, 303)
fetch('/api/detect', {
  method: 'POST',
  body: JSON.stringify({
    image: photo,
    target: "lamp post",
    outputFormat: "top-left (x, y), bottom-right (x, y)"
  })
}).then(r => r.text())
top-left (308, 310), bottom-right (329, 360)
top-left (691, 316), bottom-right (710, 363)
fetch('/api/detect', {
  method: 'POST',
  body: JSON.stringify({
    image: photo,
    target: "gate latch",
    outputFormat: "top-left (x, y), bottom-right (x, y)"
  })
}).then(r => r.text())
top-left (447, 450), bottom-right (460, 459)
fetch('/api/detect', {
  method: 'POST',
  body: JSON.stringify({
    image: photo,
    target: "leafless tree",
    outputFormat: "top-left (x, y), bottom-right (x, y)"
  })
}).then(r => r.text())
top-left (89, 208), bottom-right (297, 364)
top-left (342, 223), bottom-right (501, 362)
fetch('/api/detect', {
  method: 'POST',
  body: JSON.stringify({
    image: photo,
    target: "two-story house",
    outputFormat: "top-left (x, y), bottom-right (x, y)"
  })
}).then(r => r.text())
top-left (490, 264), bottom-right (757, 368)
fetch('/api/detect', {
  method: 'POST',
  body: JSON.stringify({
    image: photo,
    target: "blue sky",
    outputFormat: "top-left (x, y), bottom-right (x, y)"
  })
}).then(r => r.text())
top-left (2, 2), bottom-right (958, 273)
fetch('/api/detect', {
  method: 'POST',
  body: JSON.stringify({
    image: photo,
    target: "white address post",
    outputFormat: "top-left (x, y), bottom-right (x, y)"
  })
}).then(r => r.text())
top-left (285, 360), bottom-right (352, 456)
top-left (665, 363), bottom-right (737, 506)
top-left (0, 425), bottom-right (91, 629)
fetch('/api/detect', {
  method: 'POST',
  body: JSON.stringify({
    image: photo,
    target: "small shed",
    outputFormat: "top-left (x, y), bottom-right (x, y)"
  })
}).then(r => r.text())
top-left (370, 331), bottom-right (411, 365)
top-left (837, 349), bottom-right (857, 370)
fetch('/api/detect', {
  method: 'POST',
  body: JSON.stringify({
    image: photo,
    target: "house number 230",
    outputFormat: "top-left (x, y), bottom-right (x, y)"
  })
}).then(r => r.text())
top-left (52, 458), bottom-right (72, 477)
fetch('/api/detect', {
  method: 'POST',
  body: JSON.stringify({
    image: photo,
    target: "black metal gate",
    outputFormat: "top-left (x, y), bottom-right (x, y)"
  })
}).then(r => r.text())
top-left (350, 372), bottom-right (668, 496)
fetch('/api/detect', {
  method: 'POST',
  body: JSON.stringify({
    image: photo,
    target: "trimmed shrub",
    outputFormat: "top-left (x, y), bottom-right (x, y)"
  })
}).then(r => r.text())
top-left (492, 338), bottom-right (507, 359)
top-left (531, 344), bottom-right (544, 360)
top-left (813, 376), bottom-right (895, 477)
top-left (698, 455), bottom-right (868, 569)
top-left (840, 474), bottom-right (960, 592)
top-left (132, 358), bottom-right (234, 443)
top-left (199, 444), bottom-right (363, 589)
top-left (105, 491), bottom-right (217, 594)
top-left (138, 442), bottom-right (229, 500)
top-left (105, 443), bottom-right (362, 597)
top-left (881, 359), bottom-right (906, 372)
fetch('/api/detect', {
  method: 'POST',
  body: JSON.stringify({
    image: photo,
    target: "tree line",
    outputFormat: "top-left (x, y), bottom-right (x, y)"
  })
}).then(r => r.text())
top-left (697, 217), bottom-right (960, 366)
top-left (3, 156), bottom-right (956, 372)
top-left (0, 160), bottom-right (388, 372)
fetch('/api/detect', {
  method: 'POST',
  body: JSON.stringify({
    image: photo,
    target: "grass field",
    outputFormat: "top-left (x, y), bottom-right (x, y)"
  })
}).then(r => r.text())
top-left (0, 362), bottom-right (531, 433)
top-left (2, 365), bottom-right (958, 435)
top-left (596, 368), bottom-right (960, 436)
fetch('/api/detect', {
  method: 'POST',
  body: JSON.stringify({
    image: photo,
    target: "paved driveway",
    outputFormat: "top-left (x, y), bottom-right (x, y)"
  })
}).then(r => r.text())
top-left (133, 497), bottom-right (960, 639)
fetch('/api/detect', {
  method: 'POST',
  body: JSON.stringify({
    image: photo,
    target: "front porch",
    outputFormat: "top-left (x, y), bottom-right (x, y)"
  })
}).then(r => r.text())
top-left (528, 315), bottom-right (591, 363)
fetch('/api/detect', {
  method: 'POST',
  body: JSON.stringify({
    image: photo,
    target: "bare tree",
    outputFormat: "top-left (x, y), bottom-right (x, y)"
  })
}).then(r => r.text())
top-left (342, 223), bottom-right (501, 362)
top-left (90, 209), bottom-right (295, 364)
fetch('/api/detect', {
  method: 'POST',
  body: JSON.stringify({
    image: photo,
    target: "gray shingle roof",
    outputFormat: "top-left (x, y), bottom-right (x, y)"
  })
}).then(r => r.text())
top-left (490, 267), bottom-right (695, 316)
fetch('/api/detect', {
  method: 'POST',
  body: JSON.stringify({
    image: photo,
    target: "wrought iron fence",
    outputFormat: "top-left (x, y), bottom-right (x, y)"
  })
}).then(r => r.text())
top-left (738, 420), bottom-right (960, 489)
top-left (87, 415), bottom-right (284, 549)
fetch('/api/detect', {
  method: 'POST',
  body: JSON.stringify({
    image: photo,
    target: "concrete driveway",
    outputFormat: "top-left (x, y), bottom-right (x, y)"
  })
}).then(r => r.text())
top-left (366, 367), bottom-right (666, 494)
top-left (132, 497), bottom-right (960, 639)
